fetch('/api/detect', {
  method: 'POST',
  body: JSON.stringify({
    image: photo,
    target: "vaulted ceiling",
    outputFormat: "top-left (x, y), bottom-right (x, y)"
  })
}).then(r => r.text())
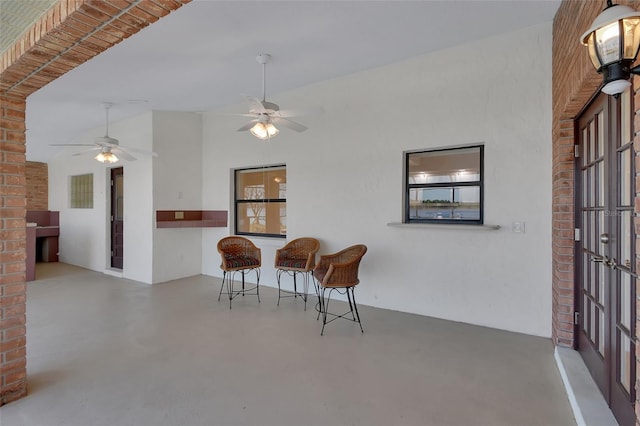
top-left (2, 0), bottom-right (562, 162)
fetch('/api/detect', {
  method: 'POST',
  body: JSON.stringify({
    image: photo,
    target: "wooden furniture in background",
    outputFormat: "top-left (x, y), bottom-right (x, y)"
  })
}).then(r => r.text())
top-left (156, 210), bottom-right (227, 228)
top-left (26, 210), bottom-right (60, 281)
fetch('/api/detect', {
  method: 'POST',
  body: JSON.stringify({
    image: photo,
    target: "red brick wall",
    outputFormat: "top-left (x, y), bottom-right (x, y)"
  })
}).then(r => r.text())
top-left (0, 0), bottom-right (190, 406)
top-left (553, 0), bottom-right (640, 421)
top-left (552, 0), bottom-right (604, 347)
top-left (0, 94), bottom-right (27, 404)
top-left (26, 162), bottom-right (48, 211)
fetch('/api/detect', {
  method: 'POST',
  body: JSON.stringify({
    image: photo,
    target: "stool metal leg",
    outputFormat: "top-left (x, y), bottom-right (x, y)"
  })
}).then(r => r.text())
top-left (351, 287), bottom-right (364, 333)
top-left (226, 271), bottom-right (234, 309)
top-left (218, 268), bottom-right (260, 309)
top-left (255, 268), bottom-right (261, 303)
top-left (276, 269), bottom-right (283, 306)
top-left (302, 272), bottom-right (309, 311)
top-left (315, 279), bottom-right (322, 321)
top-left (293, 273), bottom-right (297, 298)
top-left (317, 286), bottom-right (364, 335)
top-left (218, 271), bottom-right (226, 301)
top-left (346, 287), bottom-right (356, 321)
top-left (320, 287), bottom-right (330, 336)
top-left (275, 270), bottom-right (310, 309)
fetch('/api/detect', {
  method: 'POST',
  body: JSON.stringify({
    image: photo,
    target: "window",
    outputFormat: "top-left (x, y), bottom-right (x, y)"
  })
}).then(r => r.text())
top-left (405, 145), bottom-right (483, 224)
top-left (234, 165), bottom-right (286, 238)
top-left (69, 173), bottom-right (93, 208)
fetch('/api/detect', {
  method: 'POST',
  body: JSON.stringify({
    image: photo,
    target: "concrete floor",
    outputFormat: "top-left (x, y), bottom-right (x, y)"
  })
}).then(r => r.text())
top-left (1, 263), bottom-right (575, 426)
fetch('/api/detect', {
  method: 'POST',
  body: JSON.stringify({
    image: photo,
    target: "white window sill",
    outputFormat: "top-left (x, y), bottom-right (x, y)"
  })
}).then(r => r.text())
top-left (386, 222), bottom-right (501, 230)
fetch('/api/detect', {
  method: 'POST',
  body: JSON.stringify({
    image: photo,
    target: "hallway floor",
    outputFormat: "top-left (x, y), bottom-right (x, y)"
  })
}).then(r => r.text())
top-left (2, 263), bottom-right (575, 426)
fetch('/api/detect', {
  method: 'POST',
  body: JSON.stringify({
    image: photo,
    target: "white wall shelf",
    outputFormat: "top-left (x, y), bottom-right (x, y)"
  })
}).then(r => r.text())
top-left (386, 222), bottom-right (501, 231)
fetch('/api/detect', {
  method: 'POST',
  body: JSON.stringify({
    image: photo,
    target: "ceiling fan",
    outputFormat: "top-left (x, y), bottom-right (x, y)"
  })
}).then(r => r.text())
top-left (235, 54), bottom-right (320, 140)
top-left (51, 103), bottom-right (158, 163)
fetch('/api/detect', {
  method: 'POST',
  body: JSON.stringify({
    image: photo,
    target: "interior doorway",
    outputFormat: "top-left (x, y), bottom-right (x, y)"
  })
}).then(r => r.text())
top-left (576, 89), bottom-right (636, 426)
top-left (110, 167), bottom-right (124, 269)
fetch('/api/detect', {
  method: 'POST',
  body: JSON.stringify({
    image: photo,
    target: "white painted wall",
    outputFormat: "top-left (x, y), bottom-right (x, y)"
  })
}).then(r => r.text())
top-left (48, 152), bottom-right (109, 272)
top-left (117, 113), bottom-right (154, 283)
top-left (49, 23), bottom-right (553, 337)
top-left (50, 112), bottom-right (155, 283)
top-left (202, 23), bottom-right (553, 337)
top-left (152, 111), bottom-right (203, 283)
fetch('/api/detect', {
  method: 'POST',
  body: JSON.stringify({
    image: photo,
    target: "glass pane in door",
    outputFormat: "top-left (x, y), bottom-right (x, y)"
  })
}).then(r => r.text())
top-left (590, 120), bottom-right (596, 161)
top-left (599, 310), bottom-right (605, 355)
top-left (621, 89), bottom-right (631, 146)
top-left (598, 111), bottom-right (605, 156)
top-left (591, 302), bottom-right (596, 342)
top-left (115, 174), bottom-right (124, 220)
top-left (620, 333), bottom-right (632, 392)
top-left (621, 272), bottom-right (631, 330)
top-left (620, 148), bottom-right (631, 206)
top-left (620, 210), bottom-right (632, 270)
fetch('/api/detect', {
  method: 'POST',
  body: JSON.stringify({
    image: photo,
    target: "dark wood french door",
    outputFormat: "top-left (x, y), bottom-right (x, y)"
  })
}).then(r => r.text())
top-left (110, 167), bottom-right (124, 269)
top-left (577, 90), bottom-right (636, 426)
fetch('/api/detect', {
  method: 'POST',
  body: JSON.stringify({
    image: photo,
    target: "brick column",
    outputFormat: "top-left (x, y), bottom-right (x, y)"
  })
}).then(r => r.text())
top-left (552, 0), bottom-right (603, 346)
top-left (0, 94), bottom-right (27, 405)
top-left (554, 1), bottom-right (640, 422)
top-left (0, 0), bottom-right (189, 406)
top-left (551, 118), bottom-right (576, 347)
top-left (26, 162), bottom-right (48, 211)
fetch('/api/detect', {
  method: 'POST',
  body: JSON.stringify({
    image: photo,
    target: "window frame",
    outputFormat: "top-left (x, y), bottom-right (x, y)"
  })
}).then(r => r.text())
top-left (69, 173), bottom-right (94, 209)
top-left (234, 164), bottom-right (286, 238)
top-left (404, 144), bottom-right (484, 225)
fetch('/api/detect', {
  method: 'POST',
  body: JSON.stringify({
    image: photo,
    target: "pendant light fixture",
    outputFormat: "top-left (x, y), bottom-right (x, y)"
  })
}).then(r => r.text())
top-left (250, 120), bottom-right (279, 140)
top-left (95, 147), bottom-right (119, 163)
top-left (581, 0), bottom-right (640, 95)
top-left (250, 55), bottom-right (279, 140)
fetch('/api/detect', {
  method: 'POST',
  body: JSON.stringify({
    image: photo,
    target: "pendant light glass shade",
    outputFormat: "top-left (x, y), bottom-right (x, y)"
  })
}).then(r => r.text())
top-left (581, 2), bottom-right (640, 95)
top-left (250, 122), bottom-right (279, 140)
top-left (95, 151), bottom-right (119, 163)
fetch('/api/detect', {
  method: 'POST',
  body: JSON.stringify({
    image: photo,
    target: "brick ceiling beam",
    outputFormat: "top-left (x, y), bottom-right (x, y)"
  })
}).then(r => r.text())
top-left (0, 0), bottom-right (191, 98)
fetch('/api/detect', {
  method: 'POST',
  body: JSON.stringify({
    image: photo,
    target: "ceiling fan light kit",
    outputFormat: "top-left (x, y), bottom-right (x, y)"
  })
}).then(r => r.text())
top-left (250, 122), bottom-right (279, 140)
top-left (95, 150), bottom-right (119, 164)
top-left (50, 102), bottom-right (158, 163)
top-left (236, 53), bottom-right (311, 140)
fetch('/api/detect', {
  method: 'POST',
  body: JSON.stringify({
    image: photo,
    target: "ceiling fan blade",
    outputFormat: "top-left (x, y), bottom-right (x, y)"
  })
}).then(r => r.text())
top-left (71, 147), bottom-right (101, 156)
top-left (272, 117), bottom-right (308, 132)
top-left (220, 112), bottom-right (259, 118)
top-left (50, 143), bottom-right (96, 147)
top-left (111, 148), bottom-right (137, 162)
top-left (119, 145), bottom-right (158, 157)
top-left (244, 96), bottom-right (267, 114)
top-left (237, 120), bottom-right (258, 132)
top-left (274, 106), bottom-right (324, 118)
top-left (95, 136), bottom-right (119, 147)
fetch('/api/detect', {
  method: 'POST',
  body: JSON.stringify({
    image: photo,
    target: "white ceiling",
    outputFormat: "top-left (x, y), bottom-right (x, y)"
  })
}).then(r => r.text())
top-left (24, 0), bottom-right (562, 162)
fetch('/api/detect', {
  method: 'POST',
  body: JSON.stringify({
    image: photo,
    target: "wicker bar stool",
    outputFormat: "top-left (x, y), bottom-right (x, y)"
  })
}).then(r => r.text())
top-left (217, 236), bottom-right (261, 309)
top-left (313, 244), bottom-right (367, 335)
top-left (274, 237), bottom-right (320, 310)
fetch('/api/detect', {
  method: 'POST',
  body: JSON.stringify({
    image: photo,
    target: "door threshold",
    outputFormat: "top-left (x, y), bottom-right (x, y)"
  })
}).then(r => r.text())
top-left (103, 268), bottom-right (123, 278)
top-left (554, 347), bottom-right (618, 426)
